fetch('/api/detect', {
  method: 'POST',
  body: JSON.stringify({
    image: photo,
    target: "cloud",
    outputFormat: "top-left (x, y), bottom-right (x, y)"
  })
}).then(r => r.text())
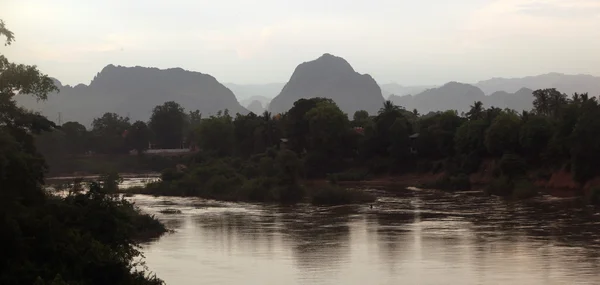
top-left (460, 0), bottom-right (600, 48)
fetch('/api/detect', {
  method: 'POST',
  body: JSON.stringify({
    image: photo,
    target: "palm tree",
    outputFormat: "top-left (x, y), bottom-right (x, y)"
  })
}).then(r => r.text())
top-left (466, 101), bottom-right (484, 120)
top-left (262, 111), bottom-right (275, 147)
top-left (379, 100), bottom-right (399, 115)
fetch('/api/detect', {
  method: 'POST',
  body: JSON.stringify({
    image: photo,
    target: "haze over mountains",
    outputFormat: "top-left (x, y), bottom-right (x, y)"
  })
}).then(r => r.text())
top-left (14, 54), bottom-right (600, 125)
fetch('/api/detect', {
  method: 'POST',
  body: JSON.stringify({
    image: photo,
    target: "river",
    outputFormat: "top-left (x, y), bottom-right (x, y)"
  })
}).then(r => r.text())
top-left (128, 186), bottom-right (600, 285)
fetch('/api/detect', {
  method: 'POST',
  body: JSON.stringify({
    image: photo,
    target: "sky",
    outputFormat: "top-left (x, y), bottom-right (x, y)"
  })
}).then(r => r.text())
top-left (2, 0), bottom-right (600, 86)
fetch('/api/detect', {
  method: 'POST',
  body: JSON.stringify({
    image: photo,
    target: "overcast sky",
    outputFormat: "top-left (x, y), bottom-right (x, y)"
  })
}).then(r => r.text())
top-left (2, 0), bottom-right (600, 86)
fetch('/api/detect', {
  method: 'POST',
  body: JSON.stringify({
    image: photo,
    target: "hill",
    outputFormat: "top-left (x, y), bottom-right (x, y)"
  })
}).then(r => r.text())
top-left (268, 53), bottom-right (385, 115)
top-left (390, 83), bottom-right (535, 113)
top-left (16, 65), bottom-right (248, 125)
top-left (475, 73), bottom-right (600, 96)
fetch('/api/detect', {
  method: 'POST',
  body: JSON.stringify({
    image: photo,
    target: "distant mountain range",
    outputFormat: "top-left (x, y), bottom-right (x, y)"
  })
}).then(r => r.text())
top-left (15, 65), bottom-right (248, 125)
top-left (379, 83), bottom-right (436, 97)
top-left (14, 56), bottom-right (600, 124)
top-left (474, 73), bottom-right (600, 96)
top-left (388, 73), bottom-right (600, 114)
top-left (389, 83), bottom-right (535, 114)
top-left (224, 83), bottom-right (284, 101)
top-left (269, 53), bottom-right (385, 115)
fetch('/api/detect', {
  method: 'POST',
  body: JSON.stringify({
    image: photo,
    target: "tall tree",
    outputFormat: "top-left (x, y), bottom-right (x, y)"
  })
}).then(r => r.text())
top-left (149, 101), bottom-right (187, 148)
top-left (91, 113), bottom-right (130, 154)
top-left (127, 121), bottom-right (152, 154)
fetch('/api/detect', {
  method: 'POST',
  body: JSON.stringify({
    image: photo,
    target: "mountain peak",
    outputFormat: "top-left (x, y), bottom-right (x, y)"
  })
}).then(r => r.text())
top-left (269, 54), bottom-right (384, 115)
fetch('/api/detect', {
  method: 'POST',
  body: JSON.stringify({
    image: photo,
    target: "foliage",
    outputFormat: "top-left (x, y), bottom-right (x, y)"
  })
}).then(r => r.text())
top-left (311, 184), bottom-right (376, 206)
top-left (195, 112), bottom-right (235, 156)
top-left (128, 121), bottom-right (152, 154)
top-left (91, 113), bottom-right (131, 154)
top-left (0, 22), bottom-right (165, 284)
top-left (421, 174), bottom-right (471, 191)
top-left (485, 112), bottom-right (521, 156)
top-left (149, 101), bottom-right (187, 148)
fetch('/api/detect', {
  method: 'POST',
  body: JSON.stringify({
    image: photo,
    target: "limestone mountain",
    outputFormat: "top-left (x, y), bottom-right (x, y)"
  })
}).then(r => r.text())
top-left (240, 95), bottom-right (272, 110)
top-left (225, 83), bottom-right (284, 101)
top-left (380, 83), bottom-right (436, 98)
top-left (246, 100), bottom-right (265, 114)
top-left (268, 53), bottom-right (385, 115)
top-left (475, 73), bottom-right (600, 96)
top-left (390, 83), bottom-right (535, 114)
top-left (16, 65), bottom-right (248, 125)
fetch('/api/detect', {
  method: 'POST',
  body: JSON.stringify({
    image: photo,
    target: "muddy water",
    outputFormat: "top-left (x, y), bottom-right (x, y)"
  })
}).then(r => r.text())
top-left (130, 188), bottom-right (600, 285)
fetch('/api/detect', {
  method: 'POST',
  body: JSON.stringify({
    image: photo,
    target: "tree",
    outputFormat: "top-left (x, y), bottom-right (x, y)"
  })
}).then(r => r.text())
top-left (285, 98), bottom-right (333, 153)
top-left (533, 88), bottom-right (567, 117)
top-left (233, 113), bottom-right (262, 157)
top-left (519, 116), bottom-right (554, 162)
top-left (196, 113), bottom-right (235, 156)
top-left (0, 22), bottom-right (165, 284)
top-left (388, 117), bottom-right (411, 161)
top-left (149, 101), bottom-right (187, 148)
top-left (454, 119), bottom-right (488, 155)
top-left (352, 110), bottom-right (370, 127)
top-left (571, 101), bottom-right (600, 183)
top-left (304, 101), bottom-right (350, 176)
top-left (466, 101), bottom-right (484, 121)
top-left (484, 112), bottom-right (521, 156)
top-left (91, 113), bottom-right (131, 154)
top-left (127, 121), bottom-right (152, 154)
top-left (61, 121), bottom-right (88, 155)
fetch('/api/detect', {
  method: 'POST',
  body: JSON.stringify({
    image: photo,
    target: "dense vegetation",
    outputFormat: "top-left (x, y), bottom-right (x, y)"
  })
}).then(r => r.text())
top-left (37, 77), bottom-right (600, 202)
top-left (1, 21), bottom-right (166, 284)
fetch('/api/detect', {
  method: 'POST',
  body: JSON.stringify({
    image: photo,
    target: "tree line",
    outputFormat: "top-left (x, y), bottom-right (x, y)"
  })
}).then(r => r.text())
top-left (1, 20), bottom-right (167, 284)
top-left (38, 86), bottom-right (600, 198)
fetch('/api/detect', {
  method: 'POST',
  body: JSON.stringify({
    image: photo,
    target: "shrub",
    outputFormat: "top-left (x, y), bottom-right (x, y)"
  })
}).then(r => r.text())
top-left (461, 151), bottom-right (482, 174)
top-left (512, 179), bottom-right (537, 199)
top-left (499, 153), bottom-right (527, 178)
top-left (326, 169), bottom-right (370, 182)
top-left (161, 167), bottom-right (184, 182)
top-left (311, 184), bottom-right (375, 206)
top-left (586, 186), bottom-right (600, 205)
top-left (422, 174), bottom-right (471, 191)
top-left (416, 161), bottom-right (433, 173)
top-left (239, 177), bottom-right (279, 202)
top-left (485, 176), bottom-right (513, 196)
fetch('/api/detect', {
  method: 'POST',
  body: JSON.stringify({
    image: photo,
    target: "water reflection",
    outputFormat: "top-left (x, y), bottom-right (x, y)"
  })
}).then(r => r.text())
top-left (130, 186), bottom-right (600, 285)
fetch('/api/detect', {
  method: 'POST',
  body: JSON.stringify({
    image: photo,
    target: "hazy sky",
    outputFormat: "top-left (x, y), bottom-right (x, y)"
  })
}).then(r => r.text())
top-left (2, 0), bottom-right (600, 86)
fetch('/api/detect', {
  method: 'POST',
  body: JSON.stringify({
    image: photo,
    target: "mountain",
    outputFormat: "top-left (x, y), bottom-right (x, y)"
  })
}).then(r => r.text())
top-left (390, 82), bottom-right (485, 114)
top-left (475, 73), bottom-right (600, 96)
top-left (240, 95), bottom-right (271, 110)
top-left (486, 88), bottom-right (534, 112)
top-left (380, 83), bottom-right (436, 98)
top-left (16, 65), bottom-right (248, 125)
top-left (224, 83), bottom-right (284, 101)
top-left (389, 83), bottom-right (535, 114)
top-left (269, 53), bottom-right (385, 115)
top-left (246, 100), bottom-right (265, 114)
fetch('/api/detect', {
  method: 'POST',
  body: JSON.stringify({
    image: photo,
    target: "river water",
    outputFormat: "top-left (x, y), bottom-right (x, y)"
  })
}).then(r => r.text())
top-left (129, 187), bottom-right (600, 285)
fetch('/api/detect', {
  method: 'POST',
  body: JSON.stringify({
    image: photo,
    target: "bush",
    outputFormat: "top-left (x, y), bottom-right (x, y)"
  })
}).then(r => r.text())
top-left (239, 177), bottom-right (279, 202)
top-left (486, 176), bottom-right (537, 199)
top-left (485, 176), bottom-right (513, 196)
top-left (161, 168), bottom-right (184, 182)
top-left (326, 169), bottom-right (370, 182)
top-left (311, 184), bottom-right (376, 206)
top-left (512, 179), bottom-right (537, 199)
top-left (586, 186), bottom-right (600, 205)
top-left (422, 174), bottom-right (471, 191)
top-left (416, 161), bottom-right (433, 173)
top-left (499, 153), bottom-right (527, 178)
top-left (461, 151), bottom-right (482, 174)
